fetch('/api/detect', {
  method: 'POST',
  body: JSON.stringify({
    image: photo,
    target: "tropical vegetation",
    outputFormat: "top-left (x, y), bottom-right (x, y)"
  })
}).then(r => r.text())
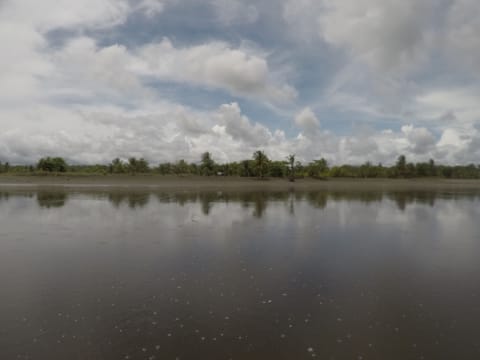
top-left (1, 153), bottom-right (480, 179)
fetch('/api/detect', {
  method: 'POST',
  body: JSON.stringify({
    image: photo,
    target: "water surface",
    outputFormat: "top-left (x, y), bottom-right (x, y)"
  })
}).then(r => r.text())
top-left (1, 189), bottom-right (480, 359)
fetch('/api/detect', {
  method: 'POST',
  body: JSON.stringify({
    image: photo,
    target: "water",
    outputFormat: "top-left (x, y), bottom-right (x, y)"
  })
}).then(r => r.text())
top-left (1, 189), bottom-right (480, 359)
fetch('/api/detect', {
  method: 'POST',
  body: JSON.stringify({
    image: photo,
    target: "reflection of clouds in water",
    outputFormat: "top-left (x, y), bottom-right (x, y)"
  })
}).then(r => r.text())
top-left (1, 188), bottom-right (480, 359)
top-left (435, 200), bottom-right (480, 243)
top-left (1, 190), bottom-right (480, 246)
top-left (36, 192), bottom-right (68, 208)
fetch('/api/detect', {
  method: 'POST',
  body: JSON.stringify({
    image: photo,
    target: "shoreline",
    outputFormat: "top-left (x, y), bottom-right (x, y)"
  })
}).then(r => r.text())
top-left (1, 175), bottom-right (480, 192)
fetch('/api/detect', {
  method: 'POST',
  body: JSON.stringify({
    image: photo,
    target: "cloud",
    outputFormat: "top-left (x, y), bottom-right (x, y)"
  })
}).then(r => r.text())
top-left (216, 103), bottom-right (273, 147)
top-left (445, 0), bottom-right (480, 71)
top-left (1, 98), bottom-right (479, 166)
top-left (0, 22), bottom-right (51, 106)
top-left (401, 125), bottom-right (436, 154)
top-left (0, 0), bottom-right (130, 32)
top-left (138, 38), bottom-right (296, 103)
top-left (135, 0), bottom-right (166, 18)
top-left (317, 0), bottom-right (437, 73)
top-left (294, 107), bottom-right (320, 133)
top-left (211, 0), bottom-right (259, 25)
top-left (2, 0), bottom-right (480, 168)
top-left (50, 37), bottom-right (146, 102)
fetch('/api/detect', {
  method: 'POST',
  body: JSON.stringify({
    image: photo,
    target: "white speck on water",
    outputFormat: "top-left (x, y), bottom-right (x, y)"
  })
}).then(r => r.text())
top-left (307, 347), bottom-right (314, 352)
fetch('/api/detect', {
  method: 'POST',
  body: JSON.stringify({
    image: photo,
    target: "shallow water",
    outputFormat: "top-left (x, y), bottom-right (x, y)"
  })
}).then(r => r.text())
top-left (1, 189), bottom-right (480, 360)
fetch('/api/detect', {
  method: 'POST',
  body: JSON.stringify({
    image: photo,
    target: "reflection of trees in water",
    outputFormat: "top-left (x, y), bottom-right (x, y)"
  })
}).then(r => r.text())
top-left (153, 191), bottom-right (292, 218)
top-left (108, 193), bottom-right (150, 209)
top-left (387, 192), bottom-right (437, 211)
top-left (0, 192), bottom-right (35, 203)
top-left (121, 189), bottom-right (480, 215)
top-left (0, 192), bottom-right (10, 202)
top-left (37, 192), bottom-right (68, 208)
top-left (241, 191), bottom-right (290, 218)
top-left (306, 192), bottom-right (328, 209)
top-left (305, 191), bottom-right (383, 210)
top-left (331, 192), bottom-right (384, 205)
top-left (306, 191), bottom-right (441, 211)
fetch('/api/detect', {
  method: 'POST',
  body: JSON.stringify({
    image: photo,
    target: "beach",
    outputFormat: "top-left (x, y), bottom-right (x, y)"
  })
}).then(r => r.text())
top-left (1, 174), bottom-right (480, 192)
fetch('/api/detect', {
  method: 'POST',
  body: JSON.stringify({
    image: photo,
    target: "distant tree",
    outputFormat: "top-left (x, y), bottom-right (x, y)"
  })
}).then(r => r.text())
top-left (175, 159), bottom-right (189, 175)
top-left (253, 150), bottom-right (269, 179)
top-left (307, 158), bottom-right (328, 178)
top-left (200, 152), bottom-right (215, 176)
top-left (158, 162), bottom-right (173, 175)
top-left (126, 157), bottom-right (149, 174)
top-left (109, 158), bottom-right (126, 174)
top-left (295, 161), bottom-right (304, 178)
top-left (37, 157), bottom-right (67, 172)
top-left (415, 162), bottom-right (430, 177)
top-left (269, 161), bottom-right (288, 178)
top-left (428, 159), bottom-right (436, 177)
top-left (287, 154), bottom-right (295, 182)
top-left (406, 163), bottom-right (416, 178)
top-left (396, 155), bottom-right (407, 178)
top-left (240, 160), bottom-right (254, 177)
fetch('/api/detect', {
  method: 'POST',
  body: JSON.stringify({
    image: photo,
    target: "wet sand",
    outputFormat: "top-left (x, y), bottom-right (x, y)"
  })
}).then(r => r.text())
top-left (1, 175), bottom-right (480, 192)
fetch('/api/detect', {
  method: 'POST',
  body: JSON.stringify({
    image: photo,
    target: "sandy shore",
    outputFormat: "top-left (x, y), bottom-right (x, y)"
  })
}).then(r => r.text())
top-left (1, 175), bottom-right (480, 192)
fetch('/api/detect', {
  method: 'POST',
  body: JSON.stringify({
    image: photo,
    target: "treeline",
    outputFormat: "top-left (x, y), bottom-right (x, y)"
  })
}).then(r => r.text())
top-left (1, 153), bottom-right (480, 179)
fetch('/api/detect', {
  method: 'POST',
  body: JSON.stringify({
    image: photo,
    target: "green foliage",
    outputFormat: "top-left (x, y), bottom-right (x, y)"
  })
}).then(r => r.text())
top-left (1, 153), bottom-right (480, 180)
top-left (306, 158), bottom-right (329, 178)
top-left (127, 157), bottom-right (150, 174)
top-left (269, 161), bottom-right (288, 178)
top-left (200, 152), bottom-right (215, 176)
top-left (109, 158), bottom-right (126, 174)
top-left (287, 154), bottom-right (295, 181)
top-left (253, 150), bottom-right (269, 179)
top-left (37, 157), bottom-right (68, 172)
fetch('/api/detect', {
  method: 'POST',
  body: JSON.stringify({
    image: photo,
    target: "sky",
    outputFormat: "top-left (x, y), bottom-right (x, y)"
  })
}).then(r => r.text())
top-left (1, 0), bottom-right (480, 165)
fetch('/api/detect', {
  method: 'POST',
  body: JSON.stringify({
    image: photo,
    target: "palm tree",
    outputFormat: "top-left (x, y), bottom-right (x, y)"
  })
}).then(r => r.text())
top-left (287, 154), bottom-right (295, 182)
top-left (201, 152), bottom-right (215, 176)
top-left (253, 150), bottom-right (269, 179)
